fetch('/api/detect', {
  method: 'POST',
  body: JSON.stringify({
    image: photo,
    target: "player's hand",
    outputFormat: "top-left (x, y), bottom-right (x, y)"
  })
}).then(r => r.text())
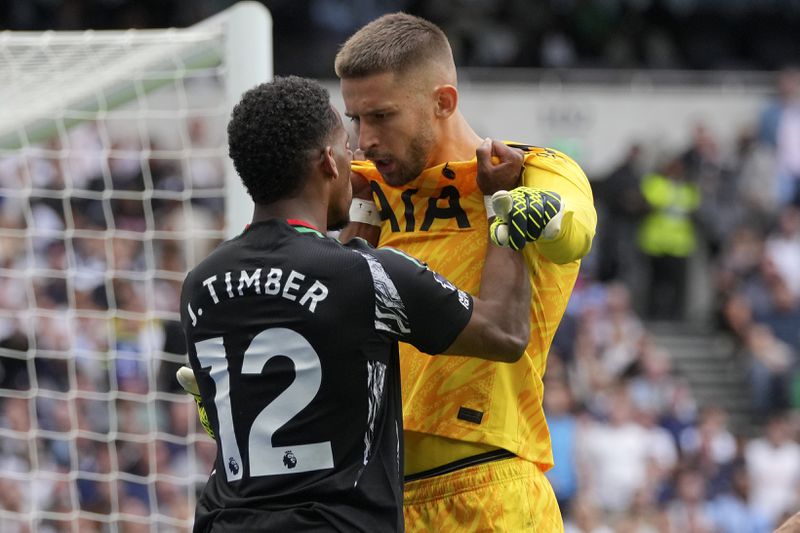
top-left (176, 366), bottom-right (215, 439)
top-left (476, 138), bottom-right (525, 195)
top-left (489, 187), bottom-right (564, 251)
top-left (350, 169), bottom-right (373, 200)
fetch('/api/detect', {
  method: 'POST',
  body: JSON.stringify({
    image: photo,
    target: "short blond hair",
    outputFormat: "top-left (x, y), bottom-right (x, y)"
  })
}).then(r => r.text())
top-left (334, 13), bottom-right (454, 79)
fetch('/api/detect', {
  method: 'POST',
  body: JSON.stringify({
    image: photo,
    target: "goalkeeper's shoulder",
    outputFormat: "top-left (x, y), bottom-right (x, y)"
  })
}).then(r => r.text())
top-left (503, 143), bottom-right (596, 264)
top-left (507, 144), bottom-right (591, 194)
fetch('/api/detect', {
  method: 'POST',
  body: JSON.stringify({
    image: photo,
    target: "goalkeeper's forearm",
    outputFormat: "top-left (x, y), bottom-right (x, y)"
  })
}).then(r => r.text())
top-left (440, 242), bottom-right (531, 362)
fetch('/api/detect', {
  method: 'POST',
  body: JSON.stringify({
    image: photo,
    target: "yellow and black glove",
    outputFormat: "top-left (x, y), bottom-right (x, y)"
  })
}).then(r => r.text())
top-left (176, 366), bottom-right (214, 439)
top-left (490, 187), bottom-right (564, 251)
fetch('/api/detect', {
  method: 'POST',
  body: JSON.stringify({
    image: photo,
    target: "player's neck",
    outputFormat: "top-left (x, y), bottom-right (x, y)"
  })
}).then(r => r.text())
top-left (430, 111), bottom-right (483, 164)
top-left (251, 197), bottom-right (326, 232)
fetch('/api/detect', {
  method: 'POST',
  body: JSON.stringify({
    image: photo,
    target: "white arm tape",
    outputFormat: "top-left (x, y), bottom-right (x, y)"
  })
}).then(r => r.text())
top-left (349, 199), bottom-right (382, 226)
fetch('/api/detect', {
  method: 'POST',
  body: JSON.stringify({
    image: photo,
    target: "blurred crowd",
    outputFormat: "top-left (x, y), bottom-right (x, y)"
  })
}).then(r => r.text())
top-left (544, 67), bottom-right (800, 532)
top-left (3, 0), bottom-right (800, 77)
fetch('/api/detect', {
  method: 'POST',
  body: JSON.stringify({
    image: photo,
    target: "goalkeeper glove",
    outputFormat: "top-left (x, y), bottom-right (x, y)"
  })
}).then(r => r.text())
top-left (490, 187), bottom-right (564, 251)
top-left (176, 366), bottom-right (215, 439)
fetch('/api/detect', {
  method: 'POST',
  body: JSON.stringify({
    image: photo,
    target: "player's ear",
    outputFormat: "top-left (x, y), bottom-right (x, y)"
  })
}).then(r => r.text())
top-left (434, 85), bottom-right (457, 119)
top-left (320, 145), bottom-right (339, 180)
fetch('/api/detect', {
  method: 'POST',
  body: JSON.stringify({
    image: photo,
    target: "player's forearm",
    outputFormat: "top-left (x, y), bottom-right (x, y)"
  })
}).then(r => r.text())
top-left (442, 244), bottom-right (530, 362)
top-left (477, 243), bottom-right (531, 354)
top-left (339, 221), bottom-right (381, 247)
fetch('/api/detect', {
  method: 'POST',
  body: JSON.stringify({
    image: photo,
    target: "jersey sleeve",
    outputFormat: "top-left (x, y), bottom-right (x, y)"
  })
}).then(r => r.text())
top-left (349, 240), bottom-right (473, 355)
top-left (517, 146), bottom-right (597, 264)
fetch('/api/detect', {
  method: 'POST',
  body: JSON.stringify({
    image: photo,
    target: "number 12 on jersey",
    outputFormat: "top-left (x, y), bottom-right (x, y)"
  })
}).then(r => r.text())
top-left (194, 328), bottom-right (334, 481)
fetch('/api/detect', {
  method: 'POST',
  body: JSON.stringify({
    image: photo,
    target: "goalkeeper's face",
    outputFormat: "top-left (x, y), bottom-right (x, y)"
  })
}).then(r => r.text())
top-left (342, 72), bottom-right (436, 186)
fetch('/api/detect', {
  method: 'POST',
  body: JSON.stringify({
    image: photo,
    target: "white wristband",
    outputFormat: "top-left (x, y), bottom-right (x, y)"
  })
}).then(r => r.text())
top-left (349, 199), bottom-right (382, 226)
top-left (483, 195), bottom-right (496, 218)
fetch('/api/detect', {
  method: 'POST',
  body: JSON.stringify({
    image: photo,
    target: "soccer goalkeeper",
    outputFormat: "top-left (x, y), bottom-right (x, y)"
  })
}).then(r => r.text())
top-left (335, 13), bottom-right (596, 532)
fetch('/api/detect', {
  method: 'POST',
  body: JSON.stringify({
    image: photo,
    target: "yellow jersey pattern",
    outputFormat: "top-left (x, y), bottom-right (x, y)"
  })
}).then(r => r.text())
top-left (352, 144), bottom-right (596, 471)
top-left (404, 457), bottom-right (562, 532)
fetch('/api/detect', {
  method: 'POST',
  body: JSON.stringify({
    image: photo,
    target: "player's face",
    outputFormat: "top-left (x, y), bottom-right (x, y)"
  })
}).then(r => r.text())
top-left (342, 72), bottom-right (436, 186)
top-left (327, 123), bottom-right (353, 232)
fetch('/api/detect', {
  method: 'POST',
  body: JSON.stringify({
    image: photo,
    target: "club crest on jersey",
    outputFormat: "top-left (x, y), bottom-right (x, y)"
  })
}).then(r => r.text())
top-left (433, 272), bottom-right (456, 292)
top-left (283, 450), bottom-right (298, 469)
top-left (228, 457), bottom-right (240, 475)
top-left (432, 272), bottom-right (470, 310)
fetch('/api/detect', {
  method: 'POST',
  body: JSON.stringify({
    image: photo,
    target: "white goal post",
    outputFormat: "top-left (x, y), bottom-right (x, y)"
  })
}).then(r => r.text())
top-left (0, 2), bottom-right (270, 531)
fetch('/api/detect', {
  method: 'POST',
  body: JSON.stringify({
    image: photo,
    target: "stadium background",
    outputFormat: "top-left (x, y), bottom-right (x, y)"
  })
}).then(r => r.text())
top-left (1, 0), bottom-right (799, 531)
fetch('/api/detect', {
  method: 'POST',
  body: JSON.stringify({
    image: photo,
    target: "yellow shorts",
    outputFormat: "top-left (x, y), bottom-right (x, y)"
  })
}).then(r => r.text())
top-left (403, 456), bottom-right (563, 532)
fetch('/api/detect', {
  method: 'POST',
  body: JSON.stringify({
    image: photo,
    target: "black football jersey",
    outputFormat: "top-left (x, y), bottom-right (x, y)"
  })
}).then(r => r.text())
top-left (180, 219), bottom-right (473, 532)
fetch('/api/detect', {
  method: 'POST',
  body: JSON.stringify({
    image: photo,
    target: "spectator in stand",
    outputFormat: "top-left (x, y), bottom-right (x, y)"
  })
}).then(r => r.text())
top-left (637, 156), bottom-right (701, 320)
top-left (664, 466), bottom-right (715, 533)
top-left (627, 341), bottom-right (680, 416)
top-left (758, 67), bottom-right (800, 207)
top-left (729, 128), bottom-right (778, 229)
top-left (564, 495), bottom-right (615, 533)
top-left (742, 323), bottom-right (795, 416)
top-left (764, 207), bottom-right (800, 301)
top-left (707, 460), bottom-right (771, 533)
top-left (589, 282), bottom-right (646, 379)
top-left (678, 406), bottom-right (737, 499)
top-left (720, 292), bottom-right (753, 342)
top-left (679, 406), bottom-right (736, 460)
top-left (714, 225), bottom-right (765, 299)
top-left (681, 123), bottom-right (729, 258)
top-left (614, 488), bottom-right (665, 533)
top-left (635, 404), bottom-right (678, 498)
top-left (544, 378), bottom-right (580, 516)
top-left (745, 413), bottom-right (800, 528)
top-left (753, 269), bottom-right (800, 355)
top-left (595, 144), bottom-right (647, 288)
top-left (577, 385), bottom-right (655, 515)
top-left (738, 249), bottom-right (785, 319)
top-left (658, 379), bottom-right (699, 446)
top-left (569, 318), bottom-right (614, 413)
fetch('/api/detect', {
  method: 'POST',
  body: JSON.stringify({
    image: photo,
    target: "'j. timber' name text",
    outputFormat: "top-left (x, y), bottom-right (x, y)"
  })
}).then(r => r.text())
top-left (187, 268), bottom-right (328, 326)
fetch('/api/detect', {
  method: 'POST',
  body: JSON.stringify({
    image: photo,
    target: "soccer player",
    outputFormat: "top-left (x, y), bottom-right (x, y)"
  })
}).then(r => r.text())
top-left (180, 76), bottom-right (552, 531)
top-left (335, 13), bottom-right (597, 532)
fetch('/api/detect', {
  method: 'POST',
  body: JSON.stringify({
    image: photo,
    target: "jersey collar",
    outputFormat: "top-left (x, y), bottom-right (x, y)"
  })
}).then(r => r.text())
top-left (287, 218), bottom-right (321, 231)
top-left (242, 218), bottom-right (324, 237)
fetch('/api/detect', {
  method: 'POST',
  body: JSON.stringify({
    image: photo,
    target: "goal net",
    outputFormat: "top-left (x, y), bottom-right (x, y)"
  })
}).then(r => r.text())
top-left (0, 2), bottom-right (271, 531)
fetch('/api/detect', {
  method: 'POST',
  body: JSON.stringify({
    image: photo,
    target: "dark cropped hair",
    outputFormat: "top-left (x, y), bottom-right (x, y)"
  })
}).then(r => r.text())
top-left (227, 76), bottom-right (339, 205)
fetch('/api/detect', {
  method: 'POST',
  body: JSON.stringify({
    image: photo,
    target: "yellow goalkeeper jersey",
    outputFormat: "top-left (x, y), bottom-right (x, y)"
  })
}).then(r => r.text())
top-left (352, 144), bottom-right (596, 471)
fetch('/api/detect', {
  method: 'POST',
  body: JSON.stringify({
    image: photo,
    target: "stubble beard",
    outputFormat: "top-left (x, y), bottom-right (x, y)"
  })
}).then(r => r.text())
top-left (378, 131), bottom-right (435, 187)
